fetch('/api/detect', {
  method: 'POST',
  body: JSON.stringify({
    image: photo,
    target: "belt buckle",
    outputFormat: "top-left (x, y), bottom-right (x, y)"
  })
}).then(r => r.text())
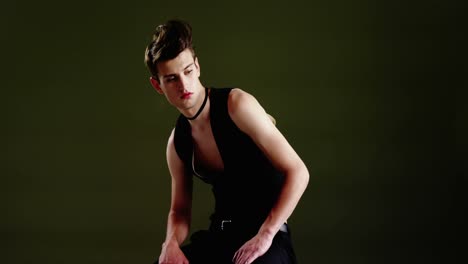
top-left (221, 220), bottom-right (232, 231)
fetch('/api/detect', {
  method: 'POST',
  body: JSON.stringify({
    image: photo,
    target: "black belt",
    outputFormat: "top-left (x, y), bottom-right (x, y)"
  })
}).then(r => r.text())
top-left (210, 219), bottom-right (288, 233)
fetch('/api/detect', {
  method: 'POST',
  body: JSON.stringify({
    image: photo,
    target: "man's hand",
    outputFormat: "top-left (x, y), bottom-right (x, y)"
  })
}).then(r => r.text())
top-left (232, 233), bottom-right (274, 264)
top-left (158, 240), bottom-right (189, 264)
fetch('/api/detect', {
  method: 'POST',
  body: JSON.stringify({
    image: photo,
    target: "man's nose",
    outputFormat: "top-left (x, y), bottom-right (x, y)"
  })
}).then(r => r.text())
top-left (178, 76), bottom-right (189, 91)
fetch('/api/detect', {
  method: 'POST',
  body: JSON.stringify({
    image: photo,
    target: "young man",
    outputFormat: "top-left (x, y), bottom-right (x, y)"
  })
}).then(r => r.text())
top-left (145, 20), bottom-right (309, 264)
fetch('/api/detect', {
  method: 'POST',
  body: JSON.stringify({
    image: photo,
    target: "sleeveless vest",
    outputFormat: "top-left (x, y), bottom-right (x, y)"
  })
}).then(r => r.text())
top-left (174, 88), bottom-right (284, 229)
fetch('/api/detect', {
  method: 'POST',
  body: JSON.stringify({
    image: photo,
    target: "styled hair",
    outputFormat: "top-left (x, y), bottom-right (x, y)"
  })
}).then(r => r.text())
top-left (144, 19), bottom-right (195, 79)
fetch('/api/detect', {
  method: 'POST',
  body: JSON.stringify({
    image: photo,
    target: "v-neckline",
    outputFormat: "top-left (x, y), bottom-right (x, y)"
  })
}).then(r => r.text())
top-left (190, 88), bottom-right (226, 179)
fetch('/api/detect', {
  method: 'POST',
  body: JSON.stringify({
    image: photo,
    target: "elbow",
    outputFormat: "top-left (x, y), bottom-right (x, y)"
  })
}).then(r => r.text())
top-left (299, 163), bottom-right (310, 189)
top-left (285, 161), bottom-right (309, 190)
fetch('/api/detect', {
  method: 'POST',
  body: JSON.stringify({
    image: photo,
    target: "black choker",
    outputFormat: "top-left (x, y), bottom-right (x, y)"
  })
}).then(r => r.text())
top-left (186, 87), bottom-right (208, 120)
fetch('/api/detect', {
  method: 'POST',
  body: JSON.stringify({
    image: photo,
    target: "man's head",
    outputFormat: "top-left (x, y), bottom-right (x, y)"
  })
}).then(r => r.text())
top-left (144, 20), bottom-right (195, 82)
top-left (144, 20), bottom-right (204, 114)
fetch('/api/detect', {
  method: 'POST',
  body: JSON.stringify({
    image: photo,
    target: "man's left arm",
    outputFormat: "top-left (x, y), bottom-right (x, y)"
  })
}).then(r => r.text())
top-left (228, 88), bottom-right (310, 264)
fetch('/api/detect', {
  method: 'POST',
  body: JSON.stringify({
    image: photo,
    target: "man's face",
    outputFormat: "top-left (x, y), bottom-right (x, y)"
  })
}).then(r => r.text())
top-left (151, 49), bottom-right (202, 111)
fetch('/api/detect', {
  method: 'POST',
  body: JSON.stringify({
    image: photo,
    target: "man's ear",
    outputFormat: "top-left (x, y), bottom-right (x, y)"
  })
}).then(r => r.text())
top-left (150, 76), bottom-right (164, 94)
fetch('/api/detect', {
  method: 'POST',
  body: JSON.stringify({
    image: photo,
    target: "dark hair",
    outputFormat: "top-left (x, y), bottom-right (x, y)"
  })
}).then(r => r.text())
top-left (144, 20), bottom-right (195, 79)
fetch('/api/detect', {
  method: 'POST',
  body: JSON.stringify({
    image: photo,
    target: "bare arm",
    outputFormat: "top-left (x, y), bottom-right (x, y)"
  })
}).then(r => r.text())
top-left (159, 129), bottom-right (192, 264)
top-left (229, 89), bottom-right (309, 264)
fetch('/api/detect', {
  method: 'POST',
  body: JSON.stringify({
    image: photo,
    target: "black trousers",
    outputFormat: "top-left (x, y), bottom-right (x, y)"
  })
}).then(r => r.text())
top-left (180, 225), bottom-right (297, 264)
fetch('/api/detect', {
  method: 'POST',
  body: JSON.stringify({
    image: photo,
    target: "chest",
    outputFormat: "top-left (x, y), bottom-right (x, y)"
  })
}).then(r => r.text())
top-left (191, 122), bottom-right (224, 172)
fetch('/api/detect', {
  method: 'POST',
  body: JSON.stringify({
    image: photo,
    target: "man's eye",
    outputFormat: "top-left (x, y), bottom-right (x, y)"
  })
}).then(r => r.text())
top-left (186, 69), bottom-right (193, 75)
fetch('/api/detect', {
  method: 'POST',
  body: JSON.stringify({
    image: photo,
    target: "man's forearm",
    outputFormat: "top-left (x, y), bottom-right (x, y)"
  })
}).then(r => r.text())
top-left (164, 210), bottom-right (191, 246)
top-left (258, 164), bottom-right (309, 239)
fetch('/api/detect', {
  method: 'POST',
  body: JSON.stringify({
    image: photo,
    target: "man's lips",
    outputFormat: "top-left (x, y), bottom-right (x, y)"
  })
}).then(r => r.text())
top-left (181, 92), bottom-right (193, 99)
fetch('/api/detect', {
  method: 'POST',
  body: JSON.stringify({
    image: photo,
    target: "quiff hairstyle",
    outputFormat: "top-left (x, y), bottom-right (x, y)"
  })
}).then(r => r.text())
top-left (144, 20), bottom-right (195, 81)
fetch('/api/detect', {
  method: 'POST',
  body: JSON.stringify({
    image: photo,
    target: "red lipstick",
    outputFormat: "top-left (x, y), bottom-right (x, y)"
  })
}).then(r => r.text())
top-left (181, 92), bottom-right (193, 99)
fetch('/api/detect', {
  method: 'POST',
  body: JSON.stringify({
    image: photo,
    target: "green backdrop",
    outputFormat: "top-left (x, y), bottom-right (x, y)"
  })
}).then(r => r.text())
top-left (2, 0), bottom-right (464, 263)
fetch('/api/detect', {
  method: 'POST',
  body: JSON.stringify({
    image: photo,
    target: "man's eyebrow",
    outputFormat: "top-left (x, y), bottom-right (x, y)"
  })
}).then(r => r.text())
top-left (162, 63), bottom-right (194, 79)
top-left (184, 63), bottom-right (194, 70)
top-left (163, 73), bottom-right (175, 79)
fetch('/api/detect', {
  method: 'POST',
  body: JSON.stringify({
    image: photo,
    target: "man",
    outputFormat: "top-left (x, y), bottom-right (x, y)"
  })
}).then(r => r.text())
top-left (145, 20), bottom-right (309, 264)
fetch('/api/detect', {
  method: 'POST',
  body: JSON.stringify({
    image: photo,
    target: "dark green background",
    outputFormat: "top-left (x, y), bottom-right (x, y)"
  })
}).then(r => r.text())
top-left (2, 0), bottom-right (465, 263)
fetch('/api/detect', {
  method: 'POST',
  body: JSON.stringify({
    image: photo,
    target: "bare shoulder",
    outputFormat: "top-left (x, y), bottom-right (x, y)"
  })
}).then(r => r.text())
top-left (166, 128), bottom-right (176, 150)
top-left (229, 87), bottom-right (256, 101)
top-left (166, 128), bottom-right (180, 162)
top-left (227, 88), bottom-right (274, 136)
top-left (228, 88), bottom-right (261, 115)
top-left (229, 88), bottom-right (277, 126)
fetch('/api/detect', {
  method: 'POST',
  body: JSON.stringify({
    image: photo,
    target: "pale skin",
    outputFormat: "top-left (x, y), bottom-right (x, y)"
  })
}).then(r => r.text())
top-left (151, 49), bottom-right (309, 264)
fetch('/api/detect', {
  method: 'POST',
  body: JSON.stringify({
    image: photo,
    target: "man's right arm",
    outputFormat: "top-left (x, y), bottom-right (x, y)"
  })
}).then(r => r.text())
top-left (159, 129), bottom-right (192, 264)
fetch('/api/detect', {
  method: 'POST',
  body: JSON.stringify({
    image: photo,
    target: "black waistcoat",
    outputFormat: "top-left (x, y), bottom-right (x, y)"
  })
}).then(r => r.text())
top-left (174, 88), bottom-right (285, 228)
